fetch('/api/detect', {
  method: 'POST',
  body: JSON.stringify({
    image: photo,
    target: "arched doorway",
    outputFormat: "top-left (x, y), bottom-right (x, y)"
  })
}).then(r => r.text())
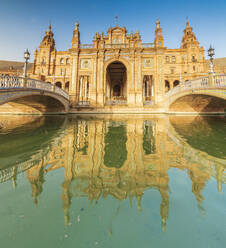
top-left (55, 82), bottom-right (62, 88)
top-left (173, 80), bottom-right (180, 87)
top-left (165, 80), bottom-right (170, 92)
top-left (143, 75), bottom-right (154, 101)
top-left (65, 81), bottom-right (70, 92)
top-left (106, 61), bottom-right (127, 104)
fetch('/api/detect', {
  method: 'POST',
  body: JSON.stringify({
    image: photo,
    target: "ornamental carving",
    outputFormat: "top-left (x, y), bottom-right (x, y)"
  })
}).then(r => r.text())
top-left (80, 59), bottom-right (91, 69)
top-left (143, 58), bottom-right (153, 68)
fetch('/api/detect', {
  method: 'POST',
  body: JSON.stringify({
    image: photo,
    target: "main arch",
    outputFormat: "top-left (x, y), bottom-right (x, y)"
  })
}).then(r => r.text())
top-left (104, 59), bottom-right (129, 105)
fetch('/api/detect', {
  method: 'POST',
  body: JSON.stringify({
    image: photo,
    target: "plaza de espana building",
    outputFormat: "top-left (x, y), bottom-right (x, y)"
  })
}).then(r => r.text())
top-left (31, 20), bottom-right (207, 109)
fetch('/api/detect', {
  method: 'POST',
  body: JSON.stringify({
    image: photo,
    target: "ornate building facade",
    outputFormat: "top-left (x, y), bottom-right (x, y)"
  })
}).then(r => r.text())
top-left (32, 20), bottom-right (207, 108)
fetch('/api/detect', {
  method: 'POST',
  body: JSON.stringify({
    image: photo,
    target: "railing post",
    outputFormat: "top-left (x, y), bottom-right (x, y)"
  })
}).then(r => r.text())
top-left (23, 77), bottom-right (28, 88)
top-left (208, 73), bottom-right (215, 87)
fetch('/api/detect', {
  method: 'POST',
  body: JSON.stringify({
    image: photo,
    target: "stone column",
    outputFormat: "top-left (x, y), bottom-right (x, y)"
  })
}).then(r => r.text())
top-left (80, 76), bottom-right (84, 102)
top-left (135, 55), bottom-right (143, 106)
top-left (127, 53), bottom-right (136, 106)
top-left (89, 53), bottom-right (98, 106)
top-left (96, 52), bottom-right (105, 107)
top-left (69, 52), bottom-right (79, 107)
top-left (155, 55), bottom-right (164, 104)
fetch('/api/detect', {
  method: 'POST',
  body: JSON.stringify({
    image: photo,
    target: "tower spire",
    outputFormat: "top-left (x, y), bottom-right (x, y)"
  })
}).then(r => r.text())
top-left (186, 16), bottom-right (190, 27)
top-left (71, 20), bottom-right (80, 48)
top-left (154, 18), bottom-right (164, 48)
top-left (48, 21), bottom-right (51, 31)
top-left (156, 18), bottom-right (160, 29)
top-left (115, 15), bottom-right (118, 26)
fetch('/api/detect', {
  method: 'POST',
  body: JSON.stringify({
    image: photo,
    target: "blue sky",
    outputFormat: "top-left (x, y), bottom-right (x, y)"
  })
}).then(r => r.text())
top-left (0, 0), bottom-right (226, 61)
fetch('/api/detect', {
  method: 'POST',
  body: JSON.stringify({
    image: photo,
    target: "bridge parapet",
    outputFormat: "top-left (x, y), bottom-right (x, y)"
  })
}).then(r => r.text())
top-left (0, 75), bottom-right (69, 100)
top-left (165, 74), bottom-right (226, 106)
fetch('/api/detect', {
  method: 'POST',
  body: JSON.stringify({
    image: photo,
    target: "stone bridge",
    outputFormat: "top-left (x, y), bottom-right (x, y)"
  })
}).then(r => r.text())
top-left (165, 74), bottom-right (226, 112)
top-left (0, 75), bottom-right (70, 113)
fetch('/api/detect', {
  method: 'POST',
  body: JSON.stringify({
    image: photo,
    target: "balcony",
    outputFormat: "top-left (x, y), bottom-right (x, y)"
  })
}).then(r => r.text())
top-left (79, 44), bottom-right (93, 49)
top-left (77, 101), bottom-right (90, 106)
top-left (141, 43), bottom-right (154, 48)
top-left (105, 96), bottom-right (127, 105)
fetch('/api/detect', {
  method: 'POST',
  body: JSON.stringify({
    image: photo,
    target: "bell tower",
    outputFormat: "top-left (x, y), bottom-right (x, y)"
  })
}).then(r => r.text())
top-left (33, 24), bottom-right (56, 77)
top-left (71, 21), bottom-right (80, 49)
top-left (40, 24), bottom-right (55, 51)
top-left (181, 20), bottom-right (199, 49)
top-left (154, 19), bottom-right (164, 48)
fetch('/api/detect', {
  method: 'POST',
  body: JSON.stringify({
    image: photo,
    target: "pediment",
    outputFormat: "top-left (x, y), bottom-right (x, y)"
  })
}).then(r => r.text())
top-left (108, 26), bottom-right (127, 35)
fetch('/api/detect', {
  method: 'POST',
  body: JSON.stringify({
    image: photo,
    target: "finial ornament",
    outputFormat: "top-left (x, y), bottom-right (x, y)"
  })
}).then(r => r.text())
top-left (75, 21), bottom-right (79, 30)
top-left (115, 15), bottom-right (118, 26)
top-left (48, 22), bottom-right (51, 31)
top-left (186, 17), bottom-right (189, 26)
top-left (156, 18), bottom-right (160, 28)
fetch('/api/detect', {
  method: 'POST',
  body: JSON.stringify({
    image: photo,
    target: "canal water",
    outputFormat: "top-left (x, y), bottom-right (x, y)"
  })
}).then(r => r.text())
top-left (0, 114), bottom-right (225, 248)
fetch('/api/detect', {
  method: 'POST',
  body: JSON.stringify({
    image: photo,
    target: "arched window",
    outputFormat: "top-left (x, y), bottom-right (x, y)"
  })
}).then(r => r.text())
top-left (172, 56), bottom-right (176, 63)
top-left (165, 80), bottom-right (170, 92)
top-left (55, 82), bottom-right (62, 88)
top-left (65, 82), bottom-right (70, 92)
top-left (41, 57), bottom-right (46, 65)
top-left (165, 56), bottom-right (169, 63)
top-left (173, 80), bottom-right (180, 87)
top-left (66, 58), bottom-right (70, 65)
top-left (60, 58), bottom-right (64, 64)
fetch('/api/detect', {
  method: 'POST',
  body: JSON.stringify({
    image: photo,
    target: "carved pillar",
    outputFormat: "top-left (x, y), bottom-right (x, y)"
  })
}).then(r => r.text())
top-left (135, 55), bottom-right (143, 106)
top-left (89, 53), bottom-right (98, 106)
top-left (97, 52), bottom-right (105, 107)
top-left (70, 52), bottom-right (79, 107)
top-left (127, 53), bottom-right (136, 106)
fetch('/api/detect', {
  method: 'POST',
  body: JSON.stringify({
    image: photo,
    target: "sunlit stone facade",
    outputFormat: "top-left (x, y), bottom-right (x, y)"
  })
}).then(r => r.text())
top-left (32, 20), bottom-right (207, 108)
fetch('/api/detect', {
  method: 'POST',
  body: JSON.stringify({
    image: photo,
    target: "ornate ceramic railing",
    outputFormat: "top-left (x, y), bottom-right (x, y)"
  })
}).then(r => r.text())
top-left (165, 74), bottom-right (226, 99)
top-left (105, 44), bottom-right (129, 49)
top-left (77, 101), bottom-right (90, 106)
top-left (105, 96), bottom-right (127, 105)
top-left (79, 44), bottom-right (93, 49)
top-left (0, 75), bottom-right (69, 100)
top-left (79, 43), bottom-right (155, 49)
top-left (141, 43), bottom-right (155, 48)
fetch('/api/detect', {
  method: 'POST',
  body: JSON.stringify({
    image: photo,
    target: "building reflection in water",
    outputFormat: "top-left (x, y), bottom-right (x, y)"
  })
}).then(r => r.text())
top-left (1, 115), bottom-right (225, 232)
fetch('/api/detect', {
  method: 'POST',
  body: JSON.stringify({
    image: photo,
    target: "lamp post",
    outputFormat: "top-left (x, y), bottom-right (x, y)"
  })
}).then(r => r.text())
top-left (23, 49), bottom-right (30, 78)
top-left (208, 45), bottom-right (215, 74)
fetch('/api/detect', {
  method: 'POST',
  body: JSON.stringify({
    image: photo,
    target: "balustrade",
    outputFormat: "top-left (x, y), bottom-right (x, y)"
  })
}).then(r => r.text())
top-left (105, 96), bottom-right (127, 105)
top-left (77, 101), bottom-right (90, 106)
top-left (0, 75), bottom-right (69, 100)
top-left (141, 43), bottom-right (154, 48)
top-left (79, 44), bottom-right (93, 49)
top-left (165, 74), bottom-right (226, 100)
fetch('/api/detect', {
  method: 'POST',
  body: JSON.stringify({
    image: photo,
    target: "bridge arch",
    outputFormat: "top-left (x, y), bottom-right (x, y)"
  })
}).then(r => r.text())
top-left (169, 94), bottom-right (226, 113)
top-left (0, 76), bottom-right (69, 113)
top-left (165, 75), bottom-right (226, 113)
top-left (0, 92), bottom-right (68, 114)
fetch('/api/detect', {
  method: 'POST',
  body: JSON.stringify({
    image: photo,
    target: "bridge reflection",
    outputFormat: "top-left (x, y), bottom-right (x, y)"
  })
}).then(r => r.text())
top-left (0, 115), bottom-right (225, 231)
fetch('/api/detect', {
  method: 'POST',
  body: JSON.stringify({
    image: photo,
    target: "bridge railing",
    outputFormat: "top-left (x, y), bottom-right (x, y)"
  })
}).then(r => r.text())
top-left (165, 74), bottom-right (226, 100)
top-left (0, 75), bottom-right (69, 100)
top-left (213, 74), bottom-right (226, 86)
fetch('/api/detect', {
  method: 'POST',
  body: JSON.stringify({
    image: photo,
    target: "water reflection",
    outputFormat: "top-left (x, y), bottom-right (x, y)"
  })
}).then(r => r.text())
top-left (0, 114), bottom-right (225, 232)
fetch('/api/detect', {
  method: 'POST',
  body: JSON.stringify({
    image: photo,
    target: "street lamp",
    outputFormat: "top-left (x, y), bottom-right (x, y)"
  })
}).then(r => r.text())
top-left (23, 49), bottom-right (30, 78)
top-left (208, 45), bottom-right (215, 74)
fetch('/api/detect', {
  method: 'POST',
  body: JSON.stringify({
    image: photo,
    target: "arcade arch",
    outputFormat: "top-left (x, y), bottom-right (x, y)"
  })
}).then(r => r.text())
top-left (106, 61), bottom-right (127, 102)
